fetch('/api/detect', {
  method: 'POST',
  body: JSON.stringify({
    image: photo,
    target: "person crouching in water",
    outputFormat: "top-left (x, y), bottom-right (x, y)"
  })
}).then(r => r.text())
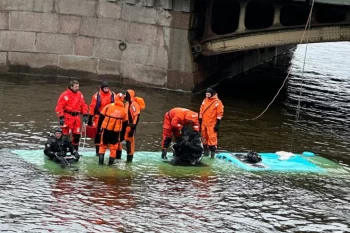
top-left (171, 122), bottom-right (203, 166)
top-left (97, 93), bottom-right (128, 165)
top-left (44, 127), bottom-right (80, 164)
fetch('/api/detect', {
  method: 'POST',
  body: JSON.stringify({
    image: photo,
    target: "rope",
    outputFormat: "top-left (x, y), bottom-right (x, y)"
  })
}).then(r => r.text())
top-left (236, 0), bottom-right (315, 122)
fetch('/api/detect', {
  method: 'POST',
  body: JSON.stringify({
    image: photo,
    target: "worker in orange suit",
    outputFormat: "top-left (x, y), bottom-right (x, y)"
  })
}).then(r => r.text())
top-left (161, 107), bottom-right (200, 159)
top-left (199, 88), bottom-right (224, 159)
top-left (87, 81), bottom-right (115, 156)
top-left (97, 93), bottom-right (128, 165)
top-left (124, 90), bottom-right (146, 163)
top-left (55, 80), bottom-right (88, 151)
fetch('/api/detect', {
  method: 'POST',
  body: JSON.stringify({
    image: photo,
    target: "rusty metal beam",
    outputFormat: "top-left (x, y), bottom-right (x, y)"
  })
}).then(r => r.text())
top-left (201, 26), bottom-right (350, 55)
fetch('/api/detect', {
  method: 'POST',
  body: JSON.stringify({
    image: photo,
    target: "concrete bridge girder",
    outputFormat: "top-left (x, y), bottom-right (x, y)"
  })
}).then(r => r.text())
top-left (198, 0), bottom-right (350, 55)
top-left (201, 26), bottom-right (350, 55)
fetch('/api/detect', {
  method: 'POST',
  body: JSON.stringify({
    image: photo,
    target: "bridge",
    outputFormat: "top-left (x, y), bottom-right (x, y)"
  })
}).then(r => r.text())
top-left (0, 0), bottom-right (349, 92)
top-left (193, 0), bottom-right (350, 56)
top-left (186, 0), bottom-right (350, 91)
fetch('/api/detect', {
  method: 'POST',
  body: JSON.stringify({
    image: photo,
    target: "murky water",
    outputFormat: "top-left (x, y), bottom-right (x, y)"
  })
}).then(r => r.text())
top-left (1, 42), bottom-right (350, 232)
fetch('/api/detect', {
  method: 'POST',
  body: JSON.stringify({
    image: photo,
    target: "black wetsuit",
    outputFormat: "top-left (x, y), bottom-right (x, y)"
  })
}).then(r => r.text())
top-left (43, 135), bottom-right (80, 163)
top-left (171, 130), bottom-right (203, 165)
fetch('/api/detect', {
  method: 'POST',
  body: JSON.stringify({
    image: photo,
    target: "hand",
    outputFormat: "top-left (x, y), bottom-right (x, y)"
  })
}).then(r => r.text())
top-left (214, 125), bottom-right (219, 132)
top-left (83, 114), bottom-right (88, 124)
top-left (59, 116), bottom-right (64, 126)
top-left (128, 129), bottom-right (134, 137)
top-left (214, 119), bottom-right (221, 132)
top-left (73, 151), bottom-right (79, 157)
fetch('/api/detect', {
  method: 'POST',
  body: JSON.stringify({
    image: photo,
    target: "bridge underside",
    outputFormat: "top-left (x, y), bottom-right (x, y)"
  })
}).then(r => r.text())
top-left (201, 26), bottom-right (350, 55)
top-left (195, 0), bottom-right (350, 56)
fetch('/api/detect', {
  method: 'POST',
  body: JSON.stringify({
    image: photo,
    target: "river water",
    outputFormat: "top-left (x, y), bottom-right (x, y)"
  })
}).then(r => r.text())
top-left (1, 42), bottom-right (350, 232)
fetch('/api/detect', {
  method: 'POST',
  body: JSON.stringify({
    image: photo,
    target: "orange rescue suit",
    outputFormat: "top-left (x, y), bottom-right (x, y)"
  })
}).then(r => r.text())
top-left (98, 100), bottom-right (127, 158)
top-left (199, 94), bottom-right (224, 147)
top-left (55, 88), bottom-right (88, 143)
top-left (162, 107), bottom-right (200, 149)
top-left (124, 90), bottom-right (142, 158)
top-left (89, 90), bottom-right (115, 126)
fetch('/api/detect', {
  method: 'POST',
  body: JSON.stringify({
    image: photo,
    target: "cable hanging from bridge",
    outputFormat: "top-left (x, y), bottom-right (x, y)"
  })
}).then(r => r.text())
top-left (237, 0), bottom-right (316, 122)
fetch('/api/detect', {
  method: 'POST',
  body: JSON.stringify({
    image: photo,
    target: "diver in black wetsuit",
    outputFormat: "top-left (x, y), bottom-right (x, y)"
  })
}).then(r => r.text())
top-left (171, 123), bottom-right (203, 166)
top-left (43, 127), bottom-right (80, 165)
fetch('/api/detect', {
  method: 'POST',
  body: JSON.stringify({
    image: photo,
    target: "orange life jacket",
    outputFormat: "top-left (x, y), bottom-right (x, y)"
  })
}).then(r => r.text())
top-left (100, 101), bottom-right (127, 132)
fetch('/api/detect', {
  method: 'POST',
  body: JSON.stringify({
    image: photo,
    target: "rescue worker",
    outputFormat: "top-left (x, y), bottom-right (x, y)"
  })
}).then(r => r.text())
top-left (124, 90), bottom-right (145, 163)
top-left (199, 88), bottom-right (224, 159)
top-left (171, 122), bottom-right (203, 166)
top-left (44, 127), bottom-right (80, 164)
top-left (161, 107), bottom-right (200, 160)
top-left (55, 80), bottom-right (88, 151)
top-left (87, 81), bottom-right (115, 156)
top-left (97, 93), bottom-right (128, 165)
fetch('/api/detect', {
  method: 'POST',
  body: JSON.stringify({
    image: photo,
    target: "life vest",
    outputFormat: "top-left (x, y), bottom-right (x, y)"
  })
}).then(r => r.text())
top-left (101, 102), bottom-right (127, 132)
top-left (94, 92), bottom-right (115, 115)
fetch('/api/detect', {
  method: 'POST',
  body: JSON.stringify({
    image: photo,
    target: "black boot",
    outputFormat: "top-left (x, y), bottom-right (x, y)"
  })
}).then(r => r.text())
top-left (95, 145), bottom-right (99, 156)
top-left (126, 155), bottom-right (133, 163)
top-left (209, 146), bottom-right (216, 159)
top-left (161, 149), bottom-right (167, 159)
top-left (108, 157), bottom-right (115, 165)
top-left (210, 151), bottom-right (215, 159)
top-left (98, 154), bottom-right (105, 165)
top-left (203, 146), bottom-right (209, 157)
top-left (116, 150), bottom-right (122, 160)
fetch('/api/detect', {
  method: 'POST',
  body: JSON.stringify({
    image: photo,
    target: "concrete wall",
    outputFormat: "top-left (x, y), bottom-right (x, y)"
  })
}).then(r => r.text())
top-left (0, 0), bottom-right (198, 91)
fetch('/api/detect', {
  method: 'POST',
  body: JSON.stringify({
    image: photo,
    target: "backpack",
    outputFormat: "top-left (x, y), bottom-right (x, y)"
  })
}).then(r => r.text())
top-left (134, 97), bottom-right (146, 110)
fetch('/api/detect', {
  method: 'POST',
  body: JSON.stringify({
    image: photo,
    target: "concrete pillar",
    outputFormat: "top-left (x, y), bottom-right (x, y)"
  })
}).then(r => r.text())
top-left (237, 2), bottom-right (247, 33)
top-left (125, 0), bottom-right (136, 4)
top-left (161, 0), bottom-right (173, 10)
top-left (173, 0), bottom-right (193, 13)
top-left (145, 0), bottom-right (156, 7)
top-left (273, 5), bottom-right (281, 27)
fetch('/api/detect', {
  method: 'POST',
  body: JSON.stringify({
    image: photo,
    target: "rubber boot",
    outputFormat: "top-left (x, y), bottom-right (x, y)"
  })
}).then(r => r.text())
top-left (98, 154), bottom-right (105, 165)
top-left (108, 157), bottom-right (115, 165)
top-left (210, 151), bottom-right (215, 159)
top-left (116, 150), bottom-right (122, 160)
top-left (161, 149), bottom-right (167, 159)
top-left (126, 155), bottom-right (133, 163)
top-left (203, 146), bottom-right (209, 157)
top-left (95, 145), bottom-right (99, 156)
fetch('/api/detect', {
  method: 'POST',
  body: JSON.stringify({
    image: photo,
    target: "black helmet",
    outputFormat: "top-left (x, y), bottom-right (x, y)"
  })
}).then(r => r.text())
top-left (54, 127), bottom-right (62, 133)
top-left (206, 88), bottom-right (216, 98)
top-left (100, 81), bottom-right (109, 89)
